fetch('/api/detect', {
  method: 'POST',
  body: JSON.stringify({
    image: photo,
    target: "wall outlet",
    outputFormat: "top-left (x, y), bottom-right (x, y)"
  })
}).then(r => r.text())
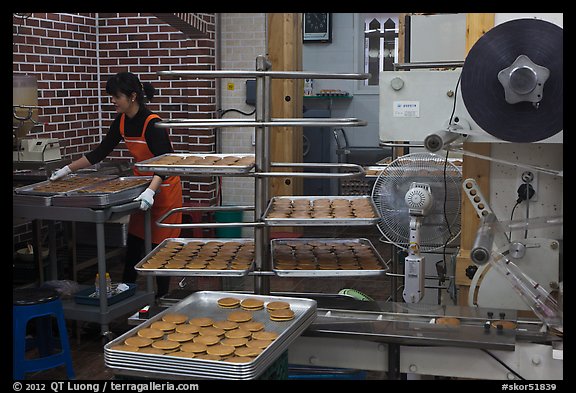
top-left (516, 168), bottom-right (538, 202)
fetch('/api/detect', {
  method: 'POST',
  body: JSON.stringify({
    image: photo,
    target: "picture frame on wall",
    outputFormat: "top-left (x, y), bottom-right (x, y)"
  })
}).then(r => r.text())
top-left (303, 13), bottom-right (332, 43)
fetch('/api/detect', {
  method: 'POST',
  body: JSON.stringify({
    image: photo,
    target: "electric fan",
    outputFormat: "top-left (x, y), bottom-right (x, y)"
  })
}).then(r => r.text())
top-left (371, 152), bottom-right (462, 302)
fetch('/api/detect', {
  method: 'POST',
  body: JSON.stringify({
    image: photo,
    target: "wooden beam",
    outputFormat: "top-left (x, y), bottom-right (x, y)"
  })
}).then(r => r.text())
top-left (267, 13), bottom-right (303, 198)
top-left (267, 13), bottom-right (303, 235)
top-left (455, 13), bottom-right (495, 306)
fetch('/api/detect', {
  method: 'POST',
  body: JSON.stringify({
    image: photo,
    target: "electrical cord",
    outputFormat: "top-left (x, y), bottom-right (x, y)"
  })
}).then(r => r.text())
top-left (509, 201), bottom-right (520, 240)
top-left (514, 183), bottom-right (535, 239)
top-left (481, 349), bottom-right (526, 380)
top-left (441, 148), bottom-right (452, 280)
top-left (448, 74), bottom-right (461, 126)
top-left (218, 108), bottom-right (256, 117)
top-left (439, 74), bottom-right (461, 279)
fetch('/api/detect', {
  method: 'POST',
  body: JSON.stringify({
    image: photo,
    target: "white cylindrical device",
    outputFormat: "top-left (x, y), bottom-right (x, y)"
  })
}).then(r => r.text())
top-left (424, 130), bottom-right (462, 152)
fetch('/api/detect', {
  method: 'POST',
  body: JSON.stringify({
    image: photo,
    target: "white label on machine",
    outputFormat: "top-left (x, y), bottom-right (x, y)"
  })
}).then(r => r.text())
top-left (393, 101), bottom-right (420, 118)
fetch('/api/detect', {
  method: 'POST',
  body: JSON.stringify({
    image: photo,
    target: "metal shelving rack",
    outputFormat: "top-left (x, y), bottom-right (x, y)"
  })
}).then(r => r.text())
top-left (12, 201), bottom-right (155, 338)
top-left (148, 55), bottom-right (373, 295)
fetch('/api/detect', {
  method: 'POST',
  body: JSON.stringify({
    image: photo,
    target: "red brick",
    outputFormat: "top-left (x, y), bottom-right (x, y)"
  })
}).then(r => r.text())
top-left (14, 12), bottom-right (217, 203)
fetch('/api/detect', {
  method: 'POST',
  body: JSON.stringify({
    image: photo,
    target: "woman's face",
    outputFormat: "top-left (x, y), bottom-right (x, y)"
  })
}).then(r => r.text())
top-left (110, 92), bottom-right (136, 114)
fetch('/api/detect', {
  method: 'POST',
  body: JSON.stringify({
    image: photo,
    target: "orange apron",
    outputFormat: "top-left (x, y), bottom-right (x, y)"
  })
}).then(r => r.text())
top-left (120, 113), bottom-right (182, 244)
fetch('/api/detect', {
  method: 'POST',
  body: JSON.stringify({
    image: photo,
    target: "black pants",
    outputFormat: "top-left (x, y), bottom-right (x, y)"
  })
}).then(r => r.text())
top-left (123, 233), bottom-right (170, 297)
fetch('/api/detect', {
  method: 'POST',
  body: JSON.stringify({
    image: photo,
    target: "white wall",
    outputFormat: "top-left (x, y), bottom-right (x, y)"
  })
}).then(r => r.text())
top-left (218, 13), bottom-right (266, 210)
top-left (218, 13), bottom-right (267, 235)
top-left (303, 13), bottom-right (381, 152)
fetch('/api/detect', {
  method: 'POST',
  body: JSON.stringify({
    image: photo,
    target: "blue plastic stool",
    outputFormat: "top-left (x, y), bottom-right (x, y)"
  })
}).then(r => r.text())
top-left (13, 288), bottom-right (75, 380)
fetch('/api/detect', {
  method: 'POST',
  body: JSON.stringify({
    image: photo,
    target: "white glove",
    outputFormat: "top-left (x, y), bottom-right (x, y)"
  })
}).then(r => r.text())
top-left (134, 188), bottom-right (155, 211)
top-left (50, 165), bottom-right (72, 181)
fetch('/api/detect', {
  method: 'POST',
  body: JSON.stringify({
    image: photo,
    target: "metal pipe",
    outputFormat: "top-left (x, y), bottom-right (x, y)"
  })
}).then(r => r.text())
top-left (424, 129), bottom-right (466, 153)
top-left (255, 162), bottom-right (365, 178)
top-left (154, 205), bottom-right (255, 228)
top-left (254, 55), bottom-right (271, 295)
top-left (158, 70), bottom-right (370, 80)
top-left (214, 12), bottom-right (222, 153)
top-left (95, 13), bottom-right (104, 143)
top-left (155, 118), bottom-right (368, 128)
top-left (385, 272), bottom-right (455, 280)
top-left (470, 213), bottom-right (502, 265)
top-left (381, 141), bottom-right (425, 149)
top-left (95, 221), bottom-right (109, 332)
top-left (393, 61), bottom-right (464, 70)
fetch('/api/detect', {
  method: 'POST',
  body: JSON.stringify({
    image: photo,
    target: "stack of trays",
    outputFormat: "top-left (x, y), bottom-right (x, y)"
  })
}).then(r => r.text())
top-left (135, 238), bottom-right (254, 277)
top-left (50, 176), bottom-right (152, 208)
top-left (271, 238), bottom-right (389, 277)
top-left (135, 153), bottom-right (256, 176)
top-left (13, 174), bottom-right (118, 206)
top-left (104, 291), bottom-right (317, 380)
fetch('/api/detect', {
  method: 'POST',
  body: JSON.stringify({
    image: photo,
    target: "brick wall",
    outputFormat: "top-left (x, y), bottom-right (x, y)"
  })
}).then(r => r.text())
top-left (13, 12), bottom-right (218, 206)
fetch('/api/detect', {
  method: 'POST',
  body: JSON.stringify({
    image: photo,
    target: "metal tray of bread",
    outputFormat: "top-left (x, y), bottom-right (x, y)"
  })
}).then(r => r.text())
top-left (134, 153), bottom-right (256, 175)
top-left (13, 174), bottom-right (118, 197)
top-left (271, 238), bottom-right (389, 277)
top-left (104, 291), bottom-right (317, 380)
top-left (50, 176), bottom-right (152, 208)
top-left (263, 196), bottom-right (381, 226)
top-left (13, 192), bottom-right (53, 207)
top-left (134, 238), bottom-right (254, 277)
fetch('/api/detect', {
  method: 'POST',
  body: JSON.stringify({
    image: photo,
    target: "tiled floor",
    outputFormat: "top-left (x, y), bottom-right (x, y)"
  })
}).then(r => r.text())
top-left (18, 224), bottom-right (394, 380)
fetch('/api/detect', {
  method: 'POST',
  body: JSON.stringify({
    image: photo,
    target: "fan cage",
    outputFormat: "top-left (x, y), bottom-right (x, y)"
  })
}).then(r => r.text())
top-left (371, 152), bottom-right (462, 252)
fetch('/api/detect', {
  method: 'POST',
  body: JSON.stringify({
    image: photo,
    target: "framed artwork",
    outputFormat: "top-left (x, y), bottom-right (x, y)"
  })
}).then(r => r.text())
top-left (303, 13), bottom-right (332, 43)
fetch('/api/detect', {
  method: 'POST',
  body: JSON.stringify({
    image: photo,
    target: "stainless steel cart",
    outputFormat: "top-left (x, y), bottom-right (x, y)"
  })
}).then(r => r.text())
top-left (12, 200), bottom-right (155, 338)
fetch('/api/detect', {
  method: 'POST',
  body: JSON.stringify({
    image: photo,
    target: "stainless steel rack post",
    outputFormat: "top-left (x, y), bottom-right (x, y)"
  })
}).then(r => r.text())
top-left (151, 56), bottom-right (371, 296)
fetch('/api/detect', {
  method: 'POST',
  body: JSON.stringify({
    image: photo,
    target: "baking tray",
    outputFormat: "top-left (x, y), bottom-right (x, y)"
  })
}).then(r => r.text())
top-left (105, 313), bottom-right (317, 380)
top-left (134, 238), bottom-right (254, 277)
top-left (134, 153), bottom-right (256, 175)
top-left (104, 299), bottom-right (315, 380)
top-left (104, 291), bottom-right (317, 380)
top-left (50, 176), bottom-right (152, 208)
top-left (271, 238), bottom-right (389, 277)
top-left (263, 196), bottom-right (381, 226)
top-left (13, 192), bottom-right (52, 207)
top-left (104, 312), bottom-right (317, 380)
top-left (13, 174), bottom-right (118, 197)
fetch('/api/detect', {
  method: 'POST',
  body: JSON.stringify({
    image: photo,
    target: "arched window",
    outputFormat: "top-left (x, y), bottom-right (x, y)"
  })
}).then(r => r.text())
top-left (363, 14), bottom-right (399, 86)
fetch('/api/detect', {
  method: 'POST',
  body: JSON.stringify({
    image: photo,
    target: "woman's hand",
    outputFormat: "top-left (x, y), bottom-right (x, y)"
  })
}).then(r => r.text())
top-left (134, 188), bottom-right (156, 210)
top-left (50, 165), bottom-right (72, 181)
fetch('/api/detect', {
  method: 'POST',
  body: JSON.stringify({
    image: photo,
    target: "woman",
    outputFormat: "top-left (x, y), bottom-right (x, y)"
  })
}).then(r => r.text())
top-left (50, 72), bottom-right (182, 297)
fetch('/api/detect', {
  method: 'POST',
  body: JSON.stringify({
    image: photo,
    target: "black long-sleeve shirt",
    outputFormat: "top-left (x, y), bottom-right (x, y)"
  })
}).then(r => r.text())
top-left (85, 107), bottom-right (173, 167)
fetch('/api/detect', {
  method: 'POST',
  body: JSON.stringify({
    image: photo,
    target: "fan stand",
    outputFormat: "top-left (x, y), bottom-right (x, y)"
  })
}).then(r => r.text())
top-left (404, 215), bottom-right (425, 303)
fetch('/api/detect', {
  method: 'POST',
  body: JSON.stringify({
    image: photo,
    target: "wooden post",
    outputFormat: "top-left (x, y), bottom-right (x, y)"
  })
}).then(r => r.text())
top-left (267, 13), bottom-right (303, 197)
top-left (267, 13), bottom-right (304, 235)
top-left (455, 13), bottom-right (495, 306)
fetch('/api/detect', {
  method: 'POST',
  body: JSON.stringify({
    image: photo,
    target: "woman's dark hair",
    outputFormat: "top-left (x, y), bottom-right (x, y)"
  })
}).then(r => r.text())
top-left (106, 72), bottom-right (155, 106)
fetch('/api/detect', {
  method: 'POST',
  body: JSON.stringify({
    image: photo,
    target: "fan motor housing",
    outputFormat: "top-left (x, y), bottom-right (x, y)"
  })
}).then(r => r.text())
top-left (405, 182), bottom-right (433, 216)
